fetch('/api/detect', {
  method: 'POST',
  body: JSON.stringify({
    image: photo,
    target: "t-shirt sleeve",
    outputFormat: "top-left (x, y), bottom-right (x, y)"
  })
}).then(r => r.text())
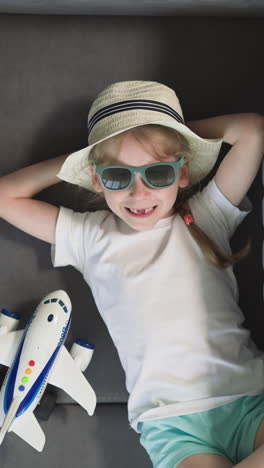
top-left (190, 177), bottom-right (253, 240)
top-left (51, 206), bottom-right (89, 273)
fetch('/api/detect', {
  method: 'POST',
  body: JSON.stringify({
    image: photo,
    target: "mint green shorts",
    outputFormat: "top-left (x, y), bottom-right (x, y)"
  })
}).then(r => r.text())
top-left (139, 394), bottom-right (264, 468)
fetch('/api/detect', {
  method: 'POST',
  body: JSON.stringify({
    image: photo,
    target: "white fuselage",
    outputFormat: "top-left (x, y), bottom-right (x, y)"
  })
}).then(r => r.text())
top-left (1, 290), bottom-right (72, 418)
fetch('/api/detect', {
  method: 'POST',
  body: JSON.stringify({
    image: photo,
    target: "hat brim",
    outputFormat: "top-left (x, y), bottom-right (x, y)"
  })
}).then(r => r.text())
top-left (57, 121), bottom-right (223, 191)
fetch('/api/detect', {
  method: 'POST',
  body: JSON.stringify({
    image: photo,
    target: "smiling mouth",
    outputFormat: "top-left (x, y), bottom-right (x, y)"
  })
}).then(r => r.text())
top-left (125, 206), bottom-right (157, 217)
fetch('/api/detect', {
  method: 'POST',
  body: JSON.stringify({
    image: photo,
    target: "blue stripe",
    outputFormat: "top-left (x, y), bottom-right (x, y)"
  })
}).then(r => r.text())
top-left (16, 316), bottom-right (72, 417)
top-left (16, 345), bottom-right (59, 416)
top-left (4, 315), bottom-right (36, 414)
top-left (3, 316), bottom-right (71, 417)
top-left (4, 331), bottom-right (26, 414)
top-left (1, 309), bottom-right (20, 320)
top-left (87, 99), bottom-right (184, 136)
top-left (75, 338), bottom-right (94, 350)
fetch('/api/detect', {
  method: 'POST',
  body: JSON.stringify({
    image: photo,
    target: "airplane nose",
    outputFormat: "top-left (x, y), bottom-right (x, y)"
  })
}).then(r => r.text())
top-left (55, 290), bottom-right (72, 311)
top-left (43, 290), bottom-right (72, 313)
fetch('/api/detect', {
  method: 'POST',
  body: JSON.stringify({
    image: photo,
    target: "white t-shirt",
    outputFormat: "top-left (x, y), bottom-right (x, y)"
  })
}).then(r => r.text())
top-left (51, 178), bottom-right (264, 433)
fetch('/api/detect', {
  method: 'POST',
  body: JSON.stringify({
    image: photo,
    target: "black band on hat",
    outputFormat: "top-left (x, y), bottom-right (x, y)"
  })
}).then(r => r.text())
top-left (87, 99), bottom-right (185, 136)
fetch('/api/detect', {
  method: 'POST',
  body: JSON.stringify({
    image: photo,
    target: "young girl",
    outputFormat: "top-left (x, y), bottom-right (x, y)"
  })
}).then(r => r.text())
top-left (0, 81), bottom-right (264, 468)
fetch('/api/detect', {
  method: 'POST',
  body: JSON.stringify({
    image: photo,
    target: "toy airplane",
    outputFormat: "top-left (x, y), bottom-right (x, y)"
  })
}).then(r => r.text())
top-left (0, 290), bottom-right (96, 452)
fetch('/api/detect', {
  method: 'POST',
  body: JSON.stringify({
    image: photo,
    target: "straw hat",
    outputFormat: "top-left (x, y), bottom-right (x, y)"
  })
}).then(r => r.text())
top-left (57, 81), bottom-right (223, 191)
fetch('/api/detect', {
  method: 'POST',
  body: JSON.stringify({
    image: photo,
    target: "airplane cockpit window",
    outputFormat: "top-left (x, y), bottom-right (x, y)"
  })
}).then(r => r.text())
top-left (59, 300), bottom-right (68, 313)
top-left (43, 298), bottom-right (68, 313)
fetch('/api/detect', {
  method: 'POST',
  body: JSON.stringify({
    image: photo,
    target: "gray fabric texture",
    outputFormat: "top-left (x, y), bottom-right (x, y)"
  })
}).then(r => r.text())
top-left (0, 404), bottom-right (150, 467)
top-left (0, 0), bottom-right (264, 16)
top-left (1, 11), bottom-right (263, 401)
top-left (0, 12), bottom-right (263, 467)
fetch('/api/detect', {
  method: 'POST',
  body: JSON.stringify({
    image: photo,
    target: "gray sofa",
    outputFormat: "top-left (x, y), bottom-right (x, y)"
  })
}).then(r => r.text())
top-left (0, 2), bottom-right (264, 467)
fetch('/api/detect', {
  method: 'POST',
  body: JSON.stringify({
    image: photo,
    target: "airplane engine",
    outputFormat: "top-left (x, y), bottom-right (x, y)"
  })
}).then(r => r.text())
top-left (0, 309), bottom-right (20, 335)
top-left (70, 339), bottom-right (94, 372)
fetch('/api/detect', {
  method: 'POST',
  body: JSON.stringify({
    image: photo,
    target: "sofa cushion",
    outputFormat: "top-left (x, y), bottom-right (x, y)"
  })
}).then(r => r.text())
top-left (0, 404), bottom-right (151, 466)
top-left (0, 13), bottom-right (263, 407)
top-left (0, 0), bottom-right (264, 16)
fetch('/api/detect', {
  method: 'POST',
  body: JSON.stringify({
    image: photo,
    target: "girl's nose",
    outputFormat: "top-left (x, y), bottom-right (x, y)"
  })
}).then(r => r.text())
top-left (129, 173), bottom-right (151, 196)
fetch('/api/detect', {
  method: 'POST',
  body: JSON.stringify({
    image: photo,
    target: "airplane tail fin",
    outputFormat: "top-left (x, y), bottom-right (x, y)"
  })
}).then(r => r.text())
top-left (10, 411), bottom-right (46, 452)
top-left (0, 396), bottom-right (21, 446)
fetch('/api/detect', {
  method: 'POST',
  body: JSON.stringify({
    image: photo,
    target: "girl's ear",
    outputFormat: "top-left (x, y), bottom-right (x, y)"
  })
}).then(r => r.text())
top-left (178, 159), bottom-right (189, 188)
top-left (89, 164), bottom-right (103, 192)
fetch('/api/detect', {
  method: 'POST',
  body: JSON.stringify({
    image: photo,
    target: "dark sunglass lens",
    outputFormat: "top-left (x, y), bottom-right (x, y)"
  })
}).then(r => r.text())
top-left (102, 168), bottom-right (131, 190)
top-left (146, 165), bottom-right (174, 187)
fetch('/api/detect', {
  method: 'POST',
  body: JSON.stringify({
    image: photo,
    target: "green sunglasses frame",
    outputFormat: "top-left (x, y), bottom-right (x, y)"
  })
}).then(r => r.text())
top-left (93, 157), bottom-right (185, 191)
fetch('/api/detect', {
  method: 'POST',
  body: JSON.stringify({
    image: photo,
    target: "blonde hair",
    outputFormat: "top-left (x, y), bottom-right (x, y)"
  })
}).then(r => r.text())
top-left (87, 124), bottom-right (251, 269)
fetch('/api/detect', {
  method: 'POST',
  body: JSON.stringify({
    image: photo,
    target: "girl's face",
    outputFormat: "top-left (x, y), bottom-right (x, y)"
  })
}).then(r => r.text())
top-left (90, 132), bottom-right (189, 231)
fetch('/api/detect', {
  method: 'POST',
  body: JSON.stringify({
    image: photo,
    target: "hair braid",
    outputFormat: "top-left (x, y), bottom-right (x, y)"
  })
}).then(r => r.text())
top-left (177, 200), bottom-right (251, 269)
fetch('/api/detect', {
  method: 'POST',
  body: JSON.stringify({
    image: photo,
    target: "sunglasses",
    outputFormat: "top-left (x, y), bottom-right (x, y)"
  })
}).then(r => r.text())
top-left (93, 157), bottom-right (185, 191)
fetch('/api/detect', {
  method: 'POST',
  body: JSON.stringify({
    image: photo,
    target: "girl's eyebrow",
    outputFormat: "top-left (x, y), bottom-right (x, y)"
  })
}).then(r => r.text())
top-left (101, 154), bottom-right (120, 165)
top-left (104, 159), bottom-right (121, 165)
top-left (104, 159), bottom-right (172, 166)
top-left (103, 157), bottom-right (127, 166)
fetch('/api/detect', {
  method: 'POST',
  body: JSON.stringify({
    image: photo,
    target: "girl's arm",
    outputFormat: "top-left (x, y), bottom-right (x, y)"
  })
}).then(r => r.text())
top-left (186, 113), bottom-right (264, 206)
top-left (0, 154), bottom-right (70, 244)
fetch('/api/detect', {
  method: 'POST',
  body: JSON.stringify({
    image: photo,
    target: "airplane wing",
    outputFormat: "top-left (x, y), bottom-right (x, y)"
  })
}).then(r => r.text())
top-left (49, 345), bottom-right (96, 416)
top-left (0, 330), bottom-right (24, 367)
top-left (9, 411), bottom-right (45, 452)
